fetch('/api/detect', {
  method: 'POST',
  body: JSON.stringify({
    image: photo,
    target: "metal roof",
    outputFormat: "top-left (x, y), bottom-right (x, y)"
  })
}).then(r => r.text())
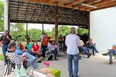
top-left (9, 0), bottom-right (89, 27)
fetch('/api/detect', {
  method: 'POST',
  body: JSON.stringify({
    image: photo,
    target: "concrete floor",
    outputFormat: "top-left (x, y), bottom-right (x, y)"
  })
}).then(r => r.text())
top-left (2, 53), bottom-right (116, 77)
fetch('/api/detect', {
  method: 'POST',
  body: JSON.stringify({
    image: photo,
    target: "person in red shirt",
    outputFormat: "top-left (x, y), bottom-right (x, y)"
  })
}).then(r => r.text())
top-left (30, 41), bottom-right (40, 57)
top-left (41, 33), bottom-right (52, 57)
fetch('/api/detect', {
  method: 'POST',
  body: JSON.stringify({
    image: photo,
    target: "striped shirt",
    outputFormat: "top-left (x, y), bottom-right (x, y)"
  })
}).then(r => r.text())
top-left (8, 51), bottom-right (22, 65)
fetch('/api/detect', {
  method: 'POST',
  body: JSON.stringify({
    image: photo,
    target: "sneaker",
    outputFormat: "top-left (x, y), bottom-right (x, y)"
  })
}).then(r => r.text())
top-left (109, 61), bottom-right (113, 64)
top-left (77, 75), bottom-right (79, 77)
top-left (102, 53), bottom-right (108, 56)
top-left (4, 62), bottom-right (8, 65)
top-left (87, 53), bottom-right (91, 58)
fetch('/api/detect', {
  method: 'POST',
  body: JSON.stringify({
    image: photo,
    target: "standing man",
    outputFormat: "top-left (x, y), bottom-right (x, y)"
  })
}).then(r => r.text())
top-left (65, 27), bottom-right (80, 77)
top-left (0, 30), bottom-right (12, 64)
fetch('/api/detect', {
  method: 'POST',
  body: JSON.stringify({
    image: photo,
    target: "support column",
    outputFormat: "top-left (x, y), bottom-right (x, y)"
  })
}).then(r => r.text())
top-left (42, 24), bottom-right (44, 33)
top-left (77, 26), bottom-right (79, 35)
top-left (88, 13), bottom-right (90, 39)
top-left (4, 0), bottom-right (9, 31)
top-left (55, 6), bottom-right (58, 44)
top-left (26, 23), bottom-right (28, 35)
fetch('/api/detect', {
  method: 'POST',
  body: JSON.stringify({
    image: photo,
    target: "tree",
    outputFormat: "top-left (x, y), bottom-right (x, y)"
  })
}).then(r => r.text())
top-left (29, 28), bottom-right (42, 41)
top-left (0, 0), bottom-right (4, 31)
top-left (58, 25), bottom-right (70, 36)
top-left (79, 28), bottom-right (88, 35)
top-left (10, 23), bottom-right (25, 41)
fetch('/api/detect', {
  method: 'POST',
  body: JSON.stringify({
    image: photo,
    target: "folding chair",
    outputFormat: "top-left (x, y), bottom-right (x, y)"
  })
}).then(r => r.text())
top-left (4, 53), bottom-right (15, 76)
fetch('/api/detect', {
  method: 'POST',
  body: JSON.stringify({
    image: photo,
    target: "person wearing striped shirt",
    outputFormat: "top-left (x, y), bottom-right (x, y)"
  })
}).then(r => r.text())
top-left (7, 43), bottom-right (38, 69)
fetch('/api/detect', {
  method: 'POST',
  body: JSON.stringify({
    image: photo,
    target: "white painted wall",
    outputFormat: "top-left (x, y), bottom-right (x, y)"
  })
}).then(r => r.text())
top-left (4, 0), bottom-right (8, 30)
top-left (90, 7), bottom-right (116, 53)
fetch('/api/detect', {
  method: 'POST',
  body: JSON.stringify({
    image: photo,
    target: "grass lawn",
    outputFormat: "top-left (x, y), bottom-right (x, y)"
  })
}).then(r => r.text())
top-left (0, 54), bottom-right (3, 61)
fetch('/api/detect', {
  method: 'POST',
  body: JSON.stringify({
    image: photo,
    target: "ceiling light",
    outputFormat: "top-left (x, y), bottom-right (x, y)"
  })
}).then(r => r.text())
top-left (81, 3), bottom-right (97, 8)
top-left (94, 0), bottom-right (101, 2)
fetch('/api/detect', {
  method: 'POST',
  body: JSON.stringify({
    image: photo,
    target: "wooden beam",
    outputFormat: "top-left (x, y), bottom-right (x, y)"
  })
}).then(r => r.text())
top-left (65, 0), bottom-right (85, 7)
top-left (23, 0), bottom-right (89, 11)
top-left (58, 0), bottom-right (67, 5)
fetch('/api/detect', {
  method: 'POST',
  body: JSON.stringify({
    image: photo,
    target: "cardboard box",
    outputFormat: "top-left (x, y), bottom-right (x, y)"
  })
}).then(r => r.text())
top-left (27, 68), bottom-right (60, 77)
top-left (40, 68), bottom-right (60, 77)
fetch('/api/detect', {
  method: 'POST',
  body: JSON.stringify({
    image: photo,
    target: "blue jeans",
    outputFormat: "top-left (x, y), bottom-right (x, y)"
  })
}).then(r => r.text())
top-left (41, 45), bottom-right (47, 57)
top-left (108, 49), bottom-right (116, 62)
top-left (23, 52), bottom-right (38, 70)
top-left (89, 46), bottom-right (98, 55)
top-left (2, 45), bottom-right (8, 62)
top-left (80, 46), bottom-right (90, 54)
top-left (51, 48), bottom-right (58, 59)
top-left (67, 54), bottom-right (79, 77)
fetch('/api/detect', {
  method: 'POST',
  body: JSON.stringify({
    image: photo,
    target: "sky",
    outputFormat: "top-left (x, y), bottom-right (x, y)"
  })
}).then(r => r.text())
top-left (24, 23), bottom-right (78, 31)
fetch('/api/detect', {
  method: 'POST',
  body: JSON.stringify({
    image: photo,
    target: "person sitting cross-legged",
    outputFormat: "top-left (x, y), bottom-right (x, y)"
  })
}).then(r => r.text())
top-left (7, 43), bottom-right (38, 70)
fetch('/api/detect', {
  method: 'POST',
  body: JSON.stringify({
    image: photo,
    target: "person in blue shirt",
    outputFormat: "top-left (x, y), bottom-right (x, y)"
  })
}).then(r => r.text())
top-left (15, 42), bottom-right (24, 55)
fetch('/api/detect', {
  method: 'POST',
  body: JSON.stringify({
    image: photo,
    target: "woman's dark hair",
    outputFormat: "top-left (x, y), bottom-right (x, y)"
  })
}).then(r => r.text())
top-left (8, 43), bottom-right (16, 49)
top-left (51, 40), bottom-right (56, 45)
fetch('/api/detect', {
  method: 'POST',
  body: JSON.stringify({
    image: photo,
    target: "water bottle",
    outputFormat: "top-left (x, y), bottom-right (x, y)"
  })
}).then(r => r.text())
top-left (14, 64), bottom-right (20, 77)
top-left (19, 64), bottom-right (26, 77)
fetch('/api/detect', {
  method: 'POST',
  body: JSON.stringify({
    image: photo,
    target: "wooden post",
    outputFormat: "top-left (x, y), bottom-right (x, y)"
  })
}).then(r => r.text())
top-left (55, 6), bottom-right (58, 44)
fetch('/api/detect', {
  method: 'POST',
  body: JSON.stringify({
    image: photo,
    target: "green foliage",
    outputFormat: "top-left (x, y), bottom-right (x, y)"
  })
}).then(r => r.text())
top-left (0, 1), bottom-right (4, 31)
top-left (10, 23), bottom-right (25, 41)
top-left (79, 28), bottom-right (88, 35)
top-left (9, 23), bottom-right (88, 42)
top-left (0, 54), bottom-right (3, 61)
top-left (58, 25), bottom-right (70, 36)
top-left (29, 28), bottom-right (42, 41)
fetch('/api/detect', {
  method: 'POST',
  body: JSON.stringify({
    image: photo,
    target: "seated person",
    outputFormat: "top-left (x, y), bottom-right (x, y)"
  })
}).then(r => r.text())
top-left (48, 40), bottom-right (59, 60)
top-left (86, 38), bottom-right (98, 55)
top-left (15, 42), bottom-right (25, 55)
top-left (30, 41), bottom-right (40, 57)
top-left (108, 44), bottom-right (116, 64)
top-left (26, 41), bottom-right (33, 53)
top-left (79, 39), bottom-right (91, 58)
top-left (8, 43), bottom-right (38, 70)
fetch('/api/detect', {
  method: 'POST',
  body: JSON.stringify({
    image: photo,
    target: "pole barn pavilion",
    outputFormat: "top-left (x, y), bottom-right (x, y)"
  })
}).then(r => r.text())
top-left (4, 0), bottom-right (116, 44)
